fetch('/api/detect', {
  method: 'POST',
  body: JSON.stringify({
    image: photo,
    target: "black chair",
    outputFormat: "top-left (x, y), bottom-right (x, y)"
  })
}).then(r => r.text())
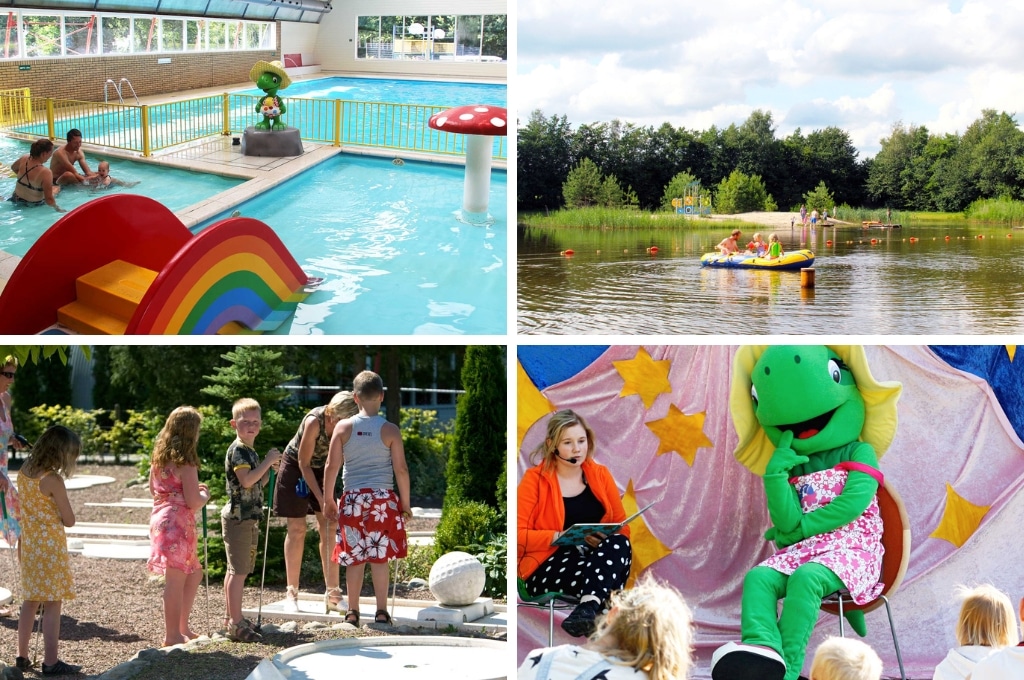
top-left (517, 577), bottom-right (578, 647)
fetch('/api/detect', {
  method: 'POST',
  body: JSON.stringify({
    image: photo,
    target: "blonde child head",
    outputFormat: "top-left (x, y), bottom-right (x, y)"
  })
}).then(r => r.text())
top-left (326, 390), bottom-right (359, 420)
top-left (152, 406), bottom-right (202, 469)
top-left (589, 575), bottom-right (693, 680)
top-left (954, 584), bottom-right (1018, 647)
top-left (530, 409), bottom-right (596, 468)
top-left (231, 397), bottom-right (261, 421)
top-left (769, 233), bottom-right (779, 243)
top-left (809, 637), bottom-right (882, 680)
top-left (353, 370), bottom-right (384, 400)
top-left (23, 425), bottom-right (81, 479)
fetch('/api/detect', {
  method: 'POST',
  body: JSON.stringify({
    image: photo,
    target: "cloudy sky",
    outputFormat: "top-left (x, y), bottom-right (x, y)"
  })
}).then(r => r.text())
top-left (516, 0), bottom-right (1024, 158)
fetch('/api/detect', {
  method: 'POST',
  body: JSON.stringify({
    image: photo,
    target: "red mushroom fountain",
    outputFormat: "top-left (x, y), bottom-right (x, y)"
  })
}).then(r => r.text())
top-left (428, 105), bottom-right (507, 217)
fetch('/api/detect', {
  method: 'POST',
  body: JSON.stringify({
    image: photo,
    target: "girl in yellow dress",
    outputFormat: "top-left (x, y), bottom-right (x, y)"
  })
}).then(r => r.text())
top-left (14, 426), bottom-right (81, 676)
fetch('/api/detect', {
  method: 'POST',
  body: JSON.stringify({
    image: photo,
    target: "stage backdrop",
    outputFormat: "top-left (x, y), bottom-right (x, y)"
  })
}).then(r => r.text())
top-left (516, 345), bottom-right (1024, 680)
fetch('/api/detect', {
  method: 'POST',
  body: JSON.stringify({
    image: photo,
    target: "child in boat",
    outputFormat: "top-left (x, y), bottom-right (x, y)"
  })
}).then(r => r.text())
top-left (746, 233), bottom-right (766, 256)
top-left (767, 233), bottom-right (784, 260)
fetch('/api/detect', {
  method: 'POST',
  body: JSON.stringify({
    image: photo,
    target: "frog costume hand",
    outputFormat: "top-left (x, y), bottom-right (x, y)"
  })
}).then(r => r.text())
top-left (249, 60), bottom-right (291, 131)
top-left (711, 346), bottom-right (901, 680)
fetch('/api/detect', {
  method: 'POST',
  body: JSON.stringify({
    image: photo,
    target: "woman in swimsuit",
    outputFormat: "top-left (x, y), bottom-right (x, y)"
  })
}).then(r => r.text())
top-left (9, 139), bottom-right (64, 212)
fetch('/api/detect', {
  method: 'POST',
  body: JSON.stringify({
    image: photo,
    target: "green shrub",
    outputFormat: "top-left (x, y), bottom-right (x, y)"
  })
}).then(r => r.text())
top-left (401, 409), bottom-right (450, 502)
top-left (434, 500), bottom-right (498, 558)
top-left (462, 532), bottom-right (506, 598)
top-left (400, 543), bottom-right (436, 582)
top-left (27, 404), bottom-right (103, 456)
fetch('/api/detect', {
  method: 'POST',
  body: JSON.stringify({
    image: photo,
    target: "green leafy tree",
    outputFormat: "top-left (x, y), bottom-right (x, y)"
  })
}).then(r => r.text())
top-left (803, 181), bottom-right (835, 214)
top-left (518, 110), bottom-right (574, 212)
top-left (599, 174), bottom-right (623, 207)
top-left (715, 169), bottom-right (770, 214)
top-left (661, 170), bottom-right (699, 211)
top-left (562, 157), bottom-right (605, 208)
top-left (201, 346), bottom-right (297, 448)
top-left (443, 345), bottom-right (505, 509)
top-left (9, 354), bottom-right (72, 426)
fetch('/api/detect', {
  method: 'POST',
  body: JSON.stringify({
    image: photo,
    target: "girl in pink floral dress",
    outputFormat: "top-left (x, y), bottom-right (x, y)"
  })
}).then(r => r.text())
top-left (148, 406), bottom-right (210, 647)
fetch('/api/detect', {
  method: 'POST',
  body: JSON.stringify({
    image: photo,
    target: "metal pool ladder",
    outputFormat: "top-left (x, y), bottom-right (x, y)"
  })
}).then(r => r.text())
top-left (104, 78), bottom-right (140, 105)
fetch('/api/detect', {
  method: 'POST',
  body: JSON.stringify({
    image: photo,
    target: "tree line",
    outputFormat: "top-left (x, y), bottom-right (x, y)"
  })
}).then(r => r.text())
top-left (518, 108), bottom-right (1024, 214)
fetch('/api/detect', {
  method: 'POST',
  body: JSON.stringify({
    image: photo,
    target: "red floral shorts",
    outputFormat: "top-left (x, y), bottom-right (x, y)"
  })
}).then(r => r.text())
top-left (332, 488), bottom-right (408, 566)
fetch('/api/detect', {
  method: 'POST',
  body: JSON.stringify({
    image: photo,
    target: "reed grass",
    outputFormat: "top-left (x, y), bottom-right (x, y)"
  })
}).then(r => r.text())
top-left (519, 207), bottom-right (761, 230)
top-left (963, 197), bottom-right (1024, 224)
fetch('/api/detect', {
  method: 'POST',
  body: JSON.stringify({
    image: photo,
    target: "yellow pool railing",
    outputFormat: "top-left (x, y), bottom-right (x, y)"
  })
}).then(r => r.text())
top-left (0, 90), bottom-right (506, 161)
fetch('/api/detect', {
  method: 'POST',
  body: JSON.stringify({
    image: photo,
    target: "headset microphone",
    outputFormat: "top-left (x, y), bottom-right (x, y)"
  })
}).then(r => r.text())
top-left (556, 452), bottom-right (580, 464)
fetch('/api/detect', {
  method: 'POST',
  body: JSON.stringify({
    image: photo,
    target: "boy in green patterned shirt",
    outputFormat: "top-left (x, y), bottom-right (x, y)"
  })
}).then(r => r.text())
top-left (221, 397), bottom-right (281, 641)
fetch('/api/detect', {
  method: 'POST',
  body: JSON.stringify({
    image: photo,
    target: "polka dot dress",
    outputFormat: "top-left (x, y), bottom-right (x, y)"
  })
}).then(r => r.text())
top-left (523, 534), bottom-right (632, 602)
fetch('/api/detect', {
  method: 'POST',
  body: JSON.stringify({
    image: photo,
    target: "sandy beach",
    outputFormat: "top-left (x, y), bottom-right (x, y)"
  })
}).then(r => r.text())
top-left (708, 211), bottom-right (854, 229)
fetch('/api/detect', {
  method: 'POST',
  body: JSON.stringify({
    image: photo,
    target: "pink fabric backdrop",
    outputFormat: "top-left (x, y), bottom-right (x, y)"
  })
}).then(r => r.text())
top-left (516, 345), bottom-right (1024, 680)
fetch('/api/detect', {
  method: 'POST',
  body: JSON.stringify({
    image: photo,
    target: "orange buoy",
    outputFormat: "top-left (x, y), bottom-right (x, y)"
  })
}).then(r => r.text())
top-left (909, 237), bottom-right (919, 243)
top-left (945, 235), bottom-right (950, 240)
top-left (870, 238), bottom-right (878, 245)
top-left (647, 246), bottom-right (659, 253)
top-left (1007, 234), bottom-right (1013, 238)
top-left (562, 249), bottom-right (575, 256)
top-left (826, 240), bottom-right (833, 246)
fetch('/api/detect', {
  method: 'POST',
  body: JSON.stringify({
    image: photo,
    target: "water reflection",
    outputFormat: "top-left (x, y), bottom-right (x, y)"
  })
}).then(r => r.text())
top-left (518, 223), bottom-right (1024, 335)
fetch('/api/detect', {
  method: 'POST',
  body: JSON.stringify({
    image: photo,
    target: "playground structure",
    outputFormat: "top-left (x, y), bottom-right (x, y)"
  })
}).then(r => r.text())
top-left (0, 194), bottom-right (320, 334)
top-left (671, 179), bottom-right (711, 216)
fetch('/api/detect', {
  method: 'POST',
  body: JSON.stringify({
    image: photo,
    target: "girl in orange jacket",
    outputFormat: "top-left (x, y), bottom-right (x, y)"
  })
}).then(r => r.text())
top-left (517, 409), bottom-right (633, 637)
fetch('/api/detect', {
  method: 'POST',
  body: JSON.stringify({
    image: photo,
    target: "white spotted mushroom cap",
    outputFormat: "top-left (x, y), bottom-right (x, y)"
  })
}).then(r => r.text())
top-left (428, 105), bottom-right (507, 136)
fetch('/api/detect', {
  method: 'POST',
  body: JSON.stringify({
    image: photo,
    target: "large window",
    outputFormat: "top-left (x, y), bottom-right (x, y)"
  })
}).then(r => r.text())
top-left (357, 14), bottom-right (506, 62)
top-left (0, 11), bottom-right (275, 60)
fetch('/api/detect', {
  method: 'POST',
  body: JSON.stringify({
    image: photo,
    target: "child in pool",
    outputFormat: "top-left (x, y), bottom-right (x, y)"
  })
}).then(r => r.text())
top-left (14, 426), bottom-right (82, 676)
top-left (517, 575), bottom-right (694, 680)
top-left (83, 161), bottom-right (138, 188)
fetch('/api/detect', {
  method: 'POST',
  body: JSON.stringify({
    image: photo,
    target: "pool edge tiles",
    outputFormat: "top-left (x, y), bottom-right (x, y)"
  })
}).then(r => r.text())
top-left (174, 144), bottom-right (343, 227)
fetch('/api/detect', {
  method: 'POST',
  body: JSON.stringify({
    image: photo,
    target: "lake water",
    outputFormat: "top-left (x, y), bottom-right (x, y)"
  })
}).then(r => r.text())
top-left (517, 221), bottom-right (1024, 335)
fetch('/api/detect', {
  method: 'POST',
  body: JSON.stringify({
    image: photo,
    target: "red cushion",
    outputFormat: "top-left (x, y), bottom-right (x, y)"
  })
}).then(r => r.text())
top-left (283, 53), bottom-right (302, 67)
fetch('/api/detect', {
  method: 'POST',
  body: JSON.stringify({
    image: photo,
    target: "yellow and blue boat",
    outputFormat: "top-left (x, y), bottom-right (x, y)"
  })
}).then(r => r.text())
top-left (700, 249), bottom-right (815, 270)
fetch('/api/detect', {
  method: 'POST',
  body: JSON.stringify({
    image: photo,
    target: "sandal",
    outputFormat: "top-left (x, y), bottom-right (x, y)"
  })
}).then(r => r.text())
top-left (42, 659), bottom-right (82, 675)
top-left (374, 609), bottom-right (392, 625)
top-left (226, 619), bottom-right (262, 642)
top-left (285, 585), bottom-right (300, 613)
top-left (344, 609), bottom-right (360, 625)
top-left (324, 586), bottom-right (344, 614)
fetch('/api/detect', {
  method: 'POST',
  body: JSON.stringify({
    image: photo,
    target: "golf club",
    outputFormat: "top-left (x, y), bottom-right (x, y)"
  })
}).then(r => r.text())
top-left (202, 504), bottom-right (210, 636)
top-left (254, 467), bottom-right (277, 632)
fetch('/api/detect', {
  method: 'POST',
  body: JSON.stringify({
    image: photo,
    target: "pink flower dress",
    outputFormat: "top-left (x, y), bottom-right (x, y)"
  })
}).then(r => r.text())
top-left (0, 400), bottom-right (21, 546)
top-left (148, 465), bottom-right (200, 575)
top-left (759, 466), bottom-right (884, 605)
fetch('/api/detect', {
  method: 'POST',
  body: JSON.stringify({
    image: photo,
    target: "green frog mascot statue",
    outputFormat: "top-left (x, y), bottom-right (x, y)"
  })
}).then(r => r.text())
top-left (711, 345), bottom-right (901, 680)
top-left (249, 60), bottom-right (291, 131)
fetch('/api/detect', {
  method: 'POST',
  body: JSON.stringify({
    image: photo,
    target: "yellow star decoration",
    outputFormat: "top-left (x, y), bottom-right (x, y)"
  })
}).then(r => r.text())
top-left (620, 479), bottom-right (672, 587)
top-left (612, 347), bottom-right (672, 409)
top-left (1006, 345), bottom-right (1016, 362)
top-left (645, 404), bottom-right (714, 466)
top-left (930, 483), bottom-right (991, 548)
top-left (516, 361), bottom-right (555, 452)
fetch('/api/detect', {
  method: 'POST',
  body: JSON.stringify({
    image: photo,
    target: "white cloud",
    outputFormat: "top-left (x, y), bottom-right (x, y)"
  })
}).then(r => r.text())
top-left (517, 1), bottom-right (1024, 156)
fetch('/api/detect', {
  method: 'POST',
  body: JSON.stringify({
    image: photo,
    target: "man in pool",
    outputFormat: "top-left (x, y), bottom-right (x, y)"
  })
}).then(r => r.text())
top-left (717, 229), bottom-right (742, 255)
top-left (50, 128), bottom-right (97, 186)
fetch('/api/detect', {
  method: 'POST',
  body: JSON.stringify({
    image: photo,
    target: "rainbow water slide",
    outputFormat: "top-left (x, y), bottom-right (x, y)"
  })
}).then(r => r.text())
top-left (0, 194), bottom-right (317, 334)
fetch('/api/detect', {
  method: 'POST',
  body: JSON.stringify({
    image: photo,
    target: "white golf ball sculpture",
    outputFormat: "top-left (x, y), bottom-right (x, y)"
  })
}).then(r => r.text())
top-left (428, 551), bottom-right (486, 606)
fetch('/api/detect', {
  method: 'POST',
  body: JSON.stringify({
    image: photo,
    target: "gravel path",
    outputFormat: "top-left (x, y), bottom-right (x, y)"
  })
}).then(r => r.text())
top-left (0, 465), bottom-right (487, 679)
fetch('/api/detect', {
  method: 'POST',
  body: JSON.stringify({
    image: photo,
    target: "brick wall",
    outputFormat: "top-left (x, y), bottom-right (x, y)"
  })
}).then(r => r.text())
top-left (0, 50), bottom-right (279, 102)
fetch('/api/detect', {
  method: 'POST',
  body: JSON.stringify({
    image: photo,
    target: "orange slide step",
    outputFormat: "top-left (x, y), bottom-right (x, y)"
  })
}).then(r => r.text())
top-left (57, 260), bottom-right (157, 334)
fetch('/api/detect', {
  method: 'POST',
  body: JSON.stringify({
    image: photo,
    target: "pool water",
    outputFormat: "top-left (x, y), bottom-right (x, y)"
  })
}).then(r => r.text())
top-left (0, 137), bottom-right (242, 257)
top-left (202, 155), bottom-right (506, 335)
top-left (237, 76), bottom-right (506, 107)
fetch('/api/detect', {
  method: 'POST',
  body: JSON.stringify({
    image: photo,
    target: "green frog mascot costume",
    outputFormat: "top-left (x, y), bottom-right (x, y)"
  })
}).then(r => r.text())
top-left (711, 346), bottom-right (901, 680)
